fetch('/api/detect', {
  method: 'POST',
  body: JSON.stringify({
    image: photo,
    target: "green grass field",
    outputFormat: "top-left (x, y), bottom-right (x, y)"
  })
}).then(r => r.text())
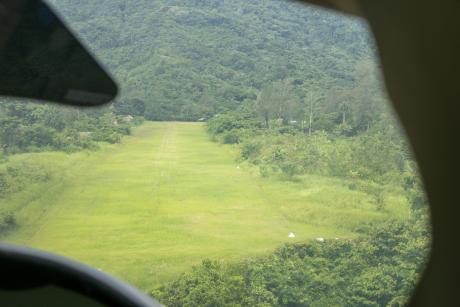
top-left (2, 122), bottom-right (410, 291)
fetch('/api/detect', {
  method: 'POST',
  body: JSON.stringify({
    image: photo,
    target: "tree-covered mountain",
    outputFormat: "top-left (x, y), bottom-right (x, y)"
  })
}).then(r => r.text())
top-left (49, 0), bottom-right (376, 121)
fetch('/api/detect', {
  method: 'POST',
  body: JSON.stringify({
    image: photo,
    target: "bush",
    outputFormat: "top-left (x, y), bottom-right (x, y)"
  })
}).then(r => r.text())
top-left (0, 160), bottom-right (53, 199)
top-left (259, 165), bottom-right (271, 178)
top-left (241, 141), bottom-right (262, 160)
top-left (92, 130), bottom-right (122, 144)
top-left (222, 130), bottom-right (240, 144)
top-left (207, 111), bottom-right (261, 136)
top-left (280, 161), bottom-right (302, 178)
top-left (277, 125), bottom-right (298, 135)
top-left (0, 171), bottom-right (9, 197)
top-left (133, 116), bottom-right (145, 126)
top-left (360, 182), bottom-right (386, 210)
top-left (0, 211), bottom-right (17, 235)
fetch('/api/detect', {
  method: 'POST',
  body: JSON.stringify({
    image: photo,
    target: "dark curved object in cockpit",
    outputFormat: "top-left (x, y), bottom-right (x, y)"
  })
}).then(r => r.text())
top-left (0, 0), bottom-right (117, 106)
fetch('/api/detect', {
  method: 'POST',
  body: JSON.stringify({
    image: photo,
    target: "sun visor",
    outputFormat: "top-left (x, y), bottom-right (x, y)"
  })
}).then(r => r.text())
top-left (0, 0), bottom-right (117, 106)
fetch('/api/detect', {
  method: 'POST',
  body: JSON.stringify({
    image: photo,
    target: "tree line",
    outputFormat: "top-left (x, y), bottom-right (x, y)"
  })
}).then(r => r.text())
top-left (0, 100), bottom-right (144, 158)
top-left (206, 57), bottom-right (409, 207)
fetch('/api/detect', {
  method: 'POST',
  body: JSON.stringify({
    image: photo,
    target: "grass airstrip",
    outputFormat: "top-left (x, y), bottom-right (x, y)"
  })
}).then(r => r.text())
top-left (2, 122), bottom-right (409, 290)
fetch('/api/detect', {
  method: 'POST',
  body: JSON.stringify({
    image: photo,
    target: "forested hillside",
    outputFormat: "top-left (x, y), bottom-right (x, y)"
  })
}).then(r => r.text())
top-left (49, 0), bottom-right (375, 121)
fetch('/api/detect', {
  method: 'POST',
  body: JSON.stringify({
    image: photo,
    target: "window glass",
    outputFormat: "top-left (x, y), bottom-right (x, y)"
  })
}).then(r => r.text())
top-left (1, 0), bottom-right (431, 305)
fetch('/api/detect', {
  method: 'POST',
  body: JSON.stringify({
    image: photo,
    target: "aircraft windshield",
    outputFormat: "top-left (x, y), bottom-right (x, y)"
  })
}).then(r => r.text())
top-left (0, 1), bottom-right (431, 305)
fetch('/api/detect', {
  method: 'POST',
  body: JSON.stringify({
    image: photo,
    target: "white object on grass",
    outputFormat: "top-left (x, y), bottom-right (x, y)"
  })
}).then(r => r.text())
top-left (288, 232), bottom-right (296, 238)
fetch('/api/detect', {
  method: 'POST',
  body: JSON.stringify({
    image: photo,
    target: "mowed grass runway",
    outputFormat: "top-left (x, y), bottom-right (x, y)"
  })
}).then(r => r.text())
top-left (3, 122), bottom-right (408, 290)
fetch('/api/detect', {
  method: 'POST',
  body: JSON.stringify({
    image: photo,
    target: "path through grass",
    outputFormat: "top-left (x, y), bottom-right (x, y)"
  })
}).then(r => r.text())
top-left (3, 122), bottom-right (407, 290)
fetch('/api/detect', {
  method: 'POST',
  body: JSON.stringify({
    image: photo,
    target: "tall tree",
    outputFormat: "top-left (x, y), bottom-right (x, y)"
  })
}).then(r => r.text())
top-left (305, 87), bottom-right (324, 135)
top-left (350, 60), bottom-right (386, 132)
top-left (255, 80), bottom-right (299, 128)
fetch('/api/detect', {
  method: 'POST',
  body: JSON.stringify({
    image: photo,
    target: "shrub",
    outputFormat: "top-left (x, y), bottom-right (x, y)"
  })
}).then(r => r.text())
top-left (0, 171), bottom-right (9, 197)
top-left (360, 182), bottom-right (386, 210)
top-left (92, 130), bottom-right (122, 144)
top-left (241, 141), bottom-right (262, 160)
top-left (280, 161), bottom-right (302, 178)
top-left (222, 130), bottom-right (240, 144)
top-left (259, 165), bottom-right (271, 178)
top-left (0, 211), bottom-right (17, 235)
top-left (0, 160), bottom-right (53, 199)
top-left (277, 125), bottom-right (298, 135)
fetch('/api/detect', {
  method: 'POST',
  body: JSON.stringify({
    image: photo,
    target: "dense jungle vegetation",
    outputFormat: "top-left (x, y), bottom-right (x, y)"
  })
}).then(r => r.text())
top-left (1, 0), bottom-right (431, 306)
top-left (48, 0), bottom-right (374, 121)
